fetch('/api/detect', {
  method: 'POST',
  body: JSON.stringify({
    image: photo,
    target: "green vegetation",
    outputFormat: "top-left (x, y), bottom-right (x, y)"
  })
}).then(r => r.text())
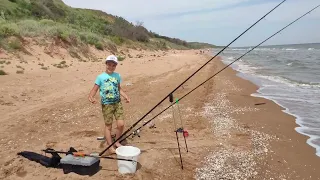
top-left (0, 0), bottom-right (216, 55)
top-left (117, 55), bottom-right (125, 61)
top-left (0, 60), bottom-right (11, 64)
top-left (52, 60), bottom-right (68, 68)
top-left (0, 69), bottom-right (7, 75)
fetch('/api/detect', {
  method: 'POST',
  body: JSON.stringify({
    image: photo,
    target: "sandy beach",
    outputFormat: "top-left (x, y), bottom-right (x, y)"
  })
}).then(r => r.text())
top-left (0, 46), bottom-right (320, 180)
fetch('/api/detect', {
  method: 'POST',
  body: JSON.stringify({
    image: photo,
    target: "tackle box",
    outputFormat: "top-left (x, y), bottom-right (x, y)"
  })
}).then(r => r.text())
top-left (60, 154), bottom-right (100, 175)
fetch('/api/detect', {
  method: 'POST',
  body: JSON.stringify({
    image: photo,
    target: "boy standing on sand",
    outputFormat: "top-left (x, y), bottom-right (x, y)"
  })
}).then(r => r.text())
top-left (88, 55), bottom-right (130, 154)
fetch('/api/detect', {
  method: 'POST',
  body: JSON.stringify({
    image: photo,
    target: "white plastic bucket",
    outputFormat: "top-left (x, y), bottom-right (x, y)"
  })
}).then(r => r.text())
top-left (115, 146), bottom-right (141, 174)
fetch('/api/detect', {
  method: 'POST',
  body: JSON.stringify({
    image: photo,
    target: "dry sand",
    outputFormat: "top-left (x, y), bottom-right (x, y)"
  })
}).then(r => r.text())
top-left (0, 45), bottom-right (320, 180)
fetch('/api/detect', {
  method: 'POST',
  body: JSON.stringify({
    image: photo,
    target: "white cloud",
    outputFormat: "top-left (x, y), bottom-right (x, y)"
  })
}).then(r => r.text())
top-left (62, 0), bottom-right (251, 20)
top-left (62, 0), bottom-right (320, 46)
top-left (144, 0), bottom-right (320, 30)
top-left (141, 0), bottom-right (320, 46)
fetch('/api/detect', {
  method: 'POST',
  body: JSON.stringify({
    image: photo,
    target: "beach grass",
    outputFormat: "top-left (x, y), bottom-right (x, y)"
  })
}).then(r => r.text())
top-left (0, 0), bottom-right (216, 53)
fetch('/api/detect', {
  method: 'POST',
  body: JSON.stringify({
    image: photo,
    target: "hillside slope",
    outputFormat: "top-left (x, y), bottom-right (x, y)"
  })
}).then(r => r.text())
top-left (0, 0), bottom-right (216, 53)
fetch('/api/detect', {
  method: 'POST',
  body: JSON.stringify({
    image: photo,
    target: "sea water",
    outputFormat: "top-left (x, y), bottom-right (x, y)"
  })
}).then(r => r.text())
top-left (214, 43), bottom-right (320, 157)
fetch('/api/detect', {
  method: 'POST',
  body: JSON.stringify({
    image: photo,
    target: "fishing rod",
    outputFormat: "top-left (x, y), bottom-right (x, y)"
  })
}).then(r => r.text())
top-left (119, 4), bottom-right (320, 145)
top-left (42, 148), bottom-right (136, 162)
top-left (169, 93), bottom-right (188, 169)
top-left (99, 0), bottom-right (287, 156)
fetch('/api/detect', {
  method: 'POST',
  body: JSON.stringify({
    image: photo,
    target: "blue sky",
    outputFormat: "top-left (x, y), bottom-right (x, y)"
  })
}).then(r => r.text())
top-left (62, 0), bottom-right (320, 47)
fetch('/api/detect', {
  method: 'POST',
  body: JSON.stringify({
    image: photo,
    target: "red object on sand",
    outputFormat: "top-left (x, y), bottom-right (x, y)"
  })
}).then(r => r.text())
top-left (183, 130), bottom-right (189, 137)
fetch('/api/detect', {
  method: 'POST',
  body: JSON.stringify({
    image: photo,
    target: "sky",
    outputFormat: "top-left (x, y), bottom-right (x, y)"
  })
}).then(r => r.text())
top-left (62, 0), bottom-right (320, 47)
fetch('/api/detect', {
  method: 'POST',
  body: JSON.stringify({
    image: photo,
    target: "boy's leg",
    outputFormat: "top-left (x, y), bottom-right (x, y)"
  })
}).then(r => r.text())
top-left (104, 124), bottom-right (116, 153)
top-left (115, 120), bottom-right (124, 147)
top-left (114, 102), bottom-right (125, 148)
top-left (101, 104), bottom-right (116, 154)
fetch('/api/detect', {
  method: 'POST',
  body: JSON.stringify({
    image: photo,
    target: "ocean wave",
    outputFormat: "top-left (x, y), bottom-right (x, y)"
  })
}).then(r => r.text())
top-left (227, 45), bottom-right (319, 52)
top-left (222, 58), bottom-right (261, 74)
top-left (283, 48), bottom-right (297, 51)
top-left (230, 48), bottom-right (249, 51)
top-left (236, 63), bottom-right (261, 74)
top-left (254, 94), bottom-right (320, 104)
top-left (252, 48), bottom-right (275, 51)
top-left (230, 48), bottom-right (301, 51)
top-left (285, 60), bottom-right (308, 68)
top-left (258, 75), bottom-right (320, 88)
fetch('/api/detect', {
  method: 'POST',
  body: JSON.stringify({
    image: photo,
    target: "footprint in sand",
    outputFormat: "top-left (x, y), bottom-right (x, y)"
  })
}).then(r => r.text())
top-left (2, 159), bottom-right (27, 179)
top-left (16, 167), bottom-right (27, 178)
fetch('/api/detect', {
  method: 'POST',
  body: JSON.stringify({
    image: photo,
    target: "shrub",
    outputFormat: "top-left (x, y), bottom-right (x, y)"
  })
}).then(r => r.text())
top-left (79, 32), bottom-right (100, 45)
top-left (17, 20), bottom-right (40, 37)
top-left (8, 38), bottom-right (21, 49)
top-left (29, 0), bottom-right (65, 20)
top-left (109, 17), bottom-right (150, 42)
top-left (56, 27), bottom-right (70, 41)
top-left (117, 55), bottom-right (125, 61)
top-left (0, 69), bottom-right (7, 75)
top-left (39, 19), bottom-right (56, 26)
top-left (111, 36), bottom-right (124, 45)
top-left (95, 42), bottom-right (103, 50)
top-left (0, 23), bottom-right (19, 37)
top-left (79, 32), bottom-right (104, 50)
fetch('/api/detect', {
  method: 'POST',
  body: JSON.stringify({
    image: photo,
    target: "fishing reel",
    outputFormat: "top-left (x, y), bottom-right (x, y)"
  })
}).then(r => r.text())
top-left (40, 147), bottom-right (76, 168)
top-left (132, 129), bottom-right (141, 138)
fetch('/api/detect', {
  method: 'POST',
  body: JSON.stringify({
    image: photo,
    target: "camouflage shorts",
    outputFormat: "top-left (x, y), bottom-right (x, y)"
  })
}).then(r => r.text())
top-left (101, 102), bottom-right (124, 125)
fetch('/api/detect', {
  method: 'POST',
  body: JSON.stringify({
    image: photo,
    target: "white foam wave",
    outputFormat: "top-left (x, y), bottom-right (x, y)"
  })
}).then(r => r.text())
top-left (236, 63), bottom-right (261, 74)
top-left (221, 56), bottom-right (320, 88)
top-left (229, 47), bottom-right (319, 52)
top-left (230, 48), bottom-right (249, 51)
top-left (255, 94), bottom-right (319, 104)
top-left (283, 48), bottom-right (297, 51)
top-left (295, 127), bottom-right (320, 157)
top-left (253, 48), bottom-right (274, 51)
top-left (257, 75), bottom-right (320, 89)
top-left (222, 57), bottom-right (261, 74)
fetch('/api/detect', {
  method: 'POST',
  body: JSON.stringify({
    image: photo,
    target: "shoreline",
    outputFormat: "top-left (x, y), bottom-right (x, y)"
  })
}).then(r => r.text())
top-left (211, 55), bottom-right (320, 179)
top-left (221, 58), bottom-right (320, 158)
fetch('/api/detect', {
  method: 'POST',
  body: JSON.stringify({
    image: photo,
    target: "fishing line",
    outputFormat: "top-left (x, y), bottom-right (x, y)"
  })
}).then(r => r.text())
top-left (99, 0), bottom-right (286, 156)
top-left (119, 4), bottom-right (320, 144)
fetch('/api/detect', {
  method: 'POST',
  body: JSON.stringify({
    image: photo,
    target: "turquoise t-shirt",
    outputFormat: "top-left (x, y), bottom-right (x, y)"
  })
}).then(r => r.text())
top-left (95, 72), bottom-right (122, 104)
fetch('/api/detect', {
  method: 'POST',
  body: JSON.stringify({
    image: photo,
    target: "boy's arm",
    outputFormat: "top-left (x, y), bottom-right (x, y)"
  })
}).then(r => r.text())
top-left (118, 84), bottom-right (130, 103)
top-left (88, 84), bottom-right (99, 104)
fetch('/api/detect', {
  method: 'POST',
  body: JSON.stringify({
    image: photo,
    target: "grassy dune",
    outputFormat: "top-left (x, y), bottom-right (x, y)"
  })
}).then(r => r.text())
top-left (0, 0), bottom-right (216, 53)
